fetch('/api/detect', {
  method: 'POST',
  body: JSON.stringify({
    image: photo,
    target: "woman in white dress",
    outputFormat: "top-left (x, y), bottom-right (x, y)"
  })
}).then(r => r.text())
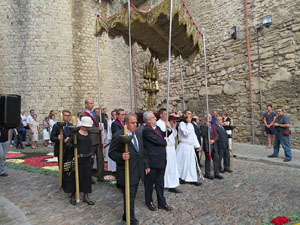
top-left (30, 114), bottom-right (39, 149)
top-left (42, 116), bottom-right (50, 147)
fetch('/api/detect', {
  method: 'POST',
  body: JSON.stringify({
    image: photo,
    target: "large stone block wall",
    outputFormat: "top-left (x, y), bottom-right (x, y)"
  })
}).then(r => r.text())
top-left (135, 0), bottom-right (300, 148)
top-left (0, 0), bottom-right (131, 123)
top-left (1, 0), bottom-right (299, 148)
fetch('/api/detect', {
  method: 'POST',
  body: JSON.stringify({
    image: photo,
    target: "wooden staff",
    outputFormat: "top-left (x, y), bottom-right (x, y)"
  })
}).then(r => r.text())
top-left (231, 118), bottom-right (234, 169)
top-left (72, 116), bottom-right (80, 203)
top-left (124, 125), bottom-right (130, 225)
top-left (59, 112), bottom-right (63, 187)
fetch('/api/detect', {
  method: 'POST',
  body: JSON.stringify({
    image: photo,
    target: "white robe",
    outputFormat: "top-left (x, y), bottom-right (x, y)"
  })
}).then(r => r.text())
top-left (176, 122), bottom-right (200, 182)
top-left (105, 119), bottom-right (116, 172)
top-left (156, 119), bottom-right (180, 188)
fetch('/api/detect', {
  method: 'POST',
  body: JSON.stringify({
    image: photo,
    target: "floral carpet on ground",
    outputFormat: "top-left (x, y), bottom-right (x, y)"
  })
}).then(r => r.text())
top-left (6, 149), bottom-right (114, 184)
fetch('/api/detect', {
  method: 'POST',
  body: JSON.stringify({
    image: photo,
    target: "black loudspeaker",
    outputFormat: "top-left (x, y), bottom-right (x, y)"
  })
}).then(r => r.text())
top-left (0, 94), bottom-right (21, 128)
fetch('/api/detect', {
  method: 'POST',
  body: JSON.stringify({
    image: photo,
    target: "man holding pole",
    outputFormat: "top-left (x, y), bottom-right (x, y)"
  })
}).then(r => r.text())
top-left (109, 113), bottom-right (146, 225)
top-left (50, 110), bottom-right (73, 185)
top-left (200, 114), bottom-right (223, 180)
top-left (176, 110), bottom-right (202, 186)
top-left (81, 99), bottom-right (105, 182)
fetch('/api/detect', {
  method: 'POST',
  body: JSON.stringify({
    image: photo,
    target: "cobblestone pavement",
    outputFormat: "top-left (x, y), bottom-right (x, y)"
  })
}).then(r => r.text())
top-left (1, 157), bottom-right (300, 225)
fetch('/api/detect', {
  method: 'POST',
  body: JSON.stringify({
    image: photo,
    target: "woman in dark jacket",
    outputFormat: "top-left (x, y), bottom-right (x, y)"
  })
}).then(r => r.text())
top-left (63, 116), bottom-right (94, 206)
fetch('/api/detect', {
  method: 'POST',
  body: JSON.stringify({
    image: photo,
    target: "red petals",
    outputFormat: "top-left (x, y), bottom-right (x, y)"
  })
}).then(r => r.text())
top-left (22, 156), bottom-right (58, 168)
top-left (270, 216), bottom-right (292, 225)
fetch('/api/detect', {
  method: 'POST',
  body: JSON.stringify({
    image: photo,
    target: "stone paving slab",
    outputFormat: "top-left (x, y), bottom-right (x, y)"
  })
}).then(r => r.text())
top-left (234, 142), bottom-right (300, 169)
top-left (1, 157), bottom-right (300, 225)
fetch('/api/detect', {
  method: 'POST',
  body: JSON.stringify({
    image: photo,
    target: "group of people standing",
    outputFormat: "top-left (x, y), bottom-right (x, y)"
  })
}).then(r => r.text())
top-left (107, 107), bottom-right (234, 224)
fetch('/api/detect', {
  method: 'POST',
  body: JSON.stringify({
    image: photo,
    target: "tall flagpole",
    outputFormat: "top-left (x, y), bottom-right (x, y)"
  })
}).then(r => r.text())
top-left (202, 28), bottom-right (211, 158)
top-left (128, 1), bottom-right (134, 111)
top-left (166, 0), bottom-right (173, 136)
top-left (94, 8), bottom-right (102, 124)
top-left (179, 55), bottom-right (186, 111)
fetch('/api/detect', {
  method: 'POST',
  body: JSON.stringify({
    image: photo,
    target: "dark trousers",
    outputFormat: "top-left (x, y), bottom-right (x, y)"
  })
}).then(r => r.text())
top-left (122, 184), bottom-right (138, 222)
top-left (204, 147), bottom-right (220, 176)
top-left (16, 134), bottom-right (23, 148)
top-left (144, 168), bottom-right (166, 206)
top-left (91, 144), bottom-right (104, 179)
top-left (223, 148), bottom-right (231, 170)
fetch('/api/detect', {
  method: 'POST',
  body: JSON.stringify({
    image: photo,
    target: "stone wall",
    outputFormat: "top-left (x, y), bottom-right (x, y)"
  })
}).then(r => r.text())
top-left (0, 0), bottom-right (131, 123)
top-left (1, 0), bottom-right (299, 148)
top-left (135, 0), bottom-right (300, 148)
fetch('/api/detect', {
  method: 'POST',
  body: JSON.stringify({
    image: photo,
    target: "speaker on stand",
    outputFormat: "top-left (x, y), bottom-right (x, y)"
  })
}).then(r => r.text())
top-left (0, 94), bottom-right (21, 129)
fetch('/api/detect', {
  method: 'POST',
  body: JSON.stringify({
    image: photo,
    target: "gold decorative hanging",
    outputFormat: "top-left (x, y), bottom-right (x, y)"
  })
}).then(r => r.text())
top-left (143, 58), bottom-right (159, 109)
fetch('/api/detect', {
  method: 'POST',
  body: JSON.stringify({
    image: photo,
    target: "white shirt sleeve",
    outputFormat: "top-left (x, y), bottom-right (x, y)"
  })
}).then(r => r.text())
top-left (179, 122), bottom-right (190, 137)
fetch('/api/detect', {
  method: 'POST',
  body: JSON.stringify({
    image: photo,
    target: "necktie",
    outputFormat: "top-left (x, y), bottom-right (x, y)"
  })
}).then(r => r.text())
top-left (132, 133), bottom-right (139, 152)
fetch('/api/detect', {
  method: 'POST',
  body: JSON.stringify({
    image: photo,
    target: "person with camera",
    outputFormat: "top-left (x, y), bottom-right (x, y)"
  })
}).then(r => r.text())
top-left (268, 108), bottom-right (292, 162)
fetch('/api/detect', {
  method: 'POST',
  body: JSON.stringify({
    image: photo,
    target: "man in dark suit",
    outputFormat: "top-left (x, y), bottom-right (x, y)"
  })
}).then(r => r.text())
top-left (109, 113), bottom-right (147, 225)
top-left (192, 116), bottom-right (202, 167)
top-left (50, 110), bottom-right (73, 185)
top-left (215, 116), bottom-right (232, 173)
top-left (200, 114), bottom-right (223, 180)
top-left (142, 111), bottom-right (173, 212)
top-left (81, 99), bottom-right (105, 182)
top-left (111, 108), bottom-right (126, 135)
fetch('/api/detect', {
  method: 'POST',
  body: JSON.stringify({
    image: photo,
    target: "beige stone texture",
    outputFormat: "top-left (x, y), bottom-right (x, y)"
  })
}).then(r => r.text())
top-left (0, 0), bottom-right (300, 148)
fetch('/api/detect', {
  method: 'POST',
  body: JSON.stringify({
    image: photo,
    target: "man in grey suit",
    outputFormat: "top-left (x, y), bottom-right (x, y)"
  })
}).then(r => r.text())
top-left (215, 116), bottom-right (232, 173)
top-left (81, 99), bottom-right (105, 182)
top-left (109, 113), bottom-right (148, 225)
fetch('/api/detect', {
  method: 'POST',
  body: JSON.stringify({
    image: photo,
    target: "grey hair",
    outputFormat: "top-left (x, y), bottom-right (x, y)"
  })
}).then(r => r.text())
top-left (143, 111), bottom-right (153, 123)
top-left (124, 113), bottom-right (137, 123)
top-left (84, 99), bottom-right (92, 105)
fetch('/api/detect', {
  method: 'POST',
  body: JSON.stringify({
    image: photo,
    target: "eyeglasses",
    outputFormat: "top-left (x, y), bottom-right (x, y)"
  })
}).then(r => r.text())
top-left (64, 114), bottom-right (71, 117)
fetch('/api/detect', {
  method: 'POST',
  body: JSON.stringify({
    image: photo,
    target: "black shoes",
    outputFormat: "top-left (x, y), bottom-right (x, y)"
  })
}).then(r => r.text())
top-left (179, 178), bottom-right (187, 184)
top-left (214, 175), bottom-right (224, 180)
top-left (204, 174), bottom-right (214, 180)
top-left (70, 199), bottom-right (76, 206)
top-left (0, 173), bottom-right (8, 177)
top-left (283, 159), bottom-right (291, 162)
top-left (146, 202), bottom-right (157, 211)
top-left (268, 155), bottom-right (277, 158)
top-left (224, 169), bottom-right (233, 173)
top-left (158, 204), bottom-right (173, 211)
top-left (83, 199), bottom-right (95, 205)
top-left (220, 170), bottom-right (225, 173)
top-left (168, 188), bottom-right (182, 193)
top-left (191, 182), bottom-right (202, 186)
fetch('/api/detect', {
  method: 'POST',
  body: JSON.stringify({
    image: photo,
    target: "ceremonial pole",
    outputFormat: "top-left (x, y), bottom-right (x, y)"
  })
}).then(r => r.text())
top-left (72, 116), bottom-right (80, 203)
top-left (127, 0), bottom-right (134, 111)
top-left (179, 55), bottom-right (186, 111)
top-left (124, 125), bottom-right (130, 225)
top-left (94, 8), bottom-right (102, 124)
top-left (166, 0), bottom-right (173, 134)
top-left (58, 112), bottom-right (63, 187)
top-left (231, 118), bottom-right (234, 168)
top-left (202, 28), bottom-right (211, 159)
